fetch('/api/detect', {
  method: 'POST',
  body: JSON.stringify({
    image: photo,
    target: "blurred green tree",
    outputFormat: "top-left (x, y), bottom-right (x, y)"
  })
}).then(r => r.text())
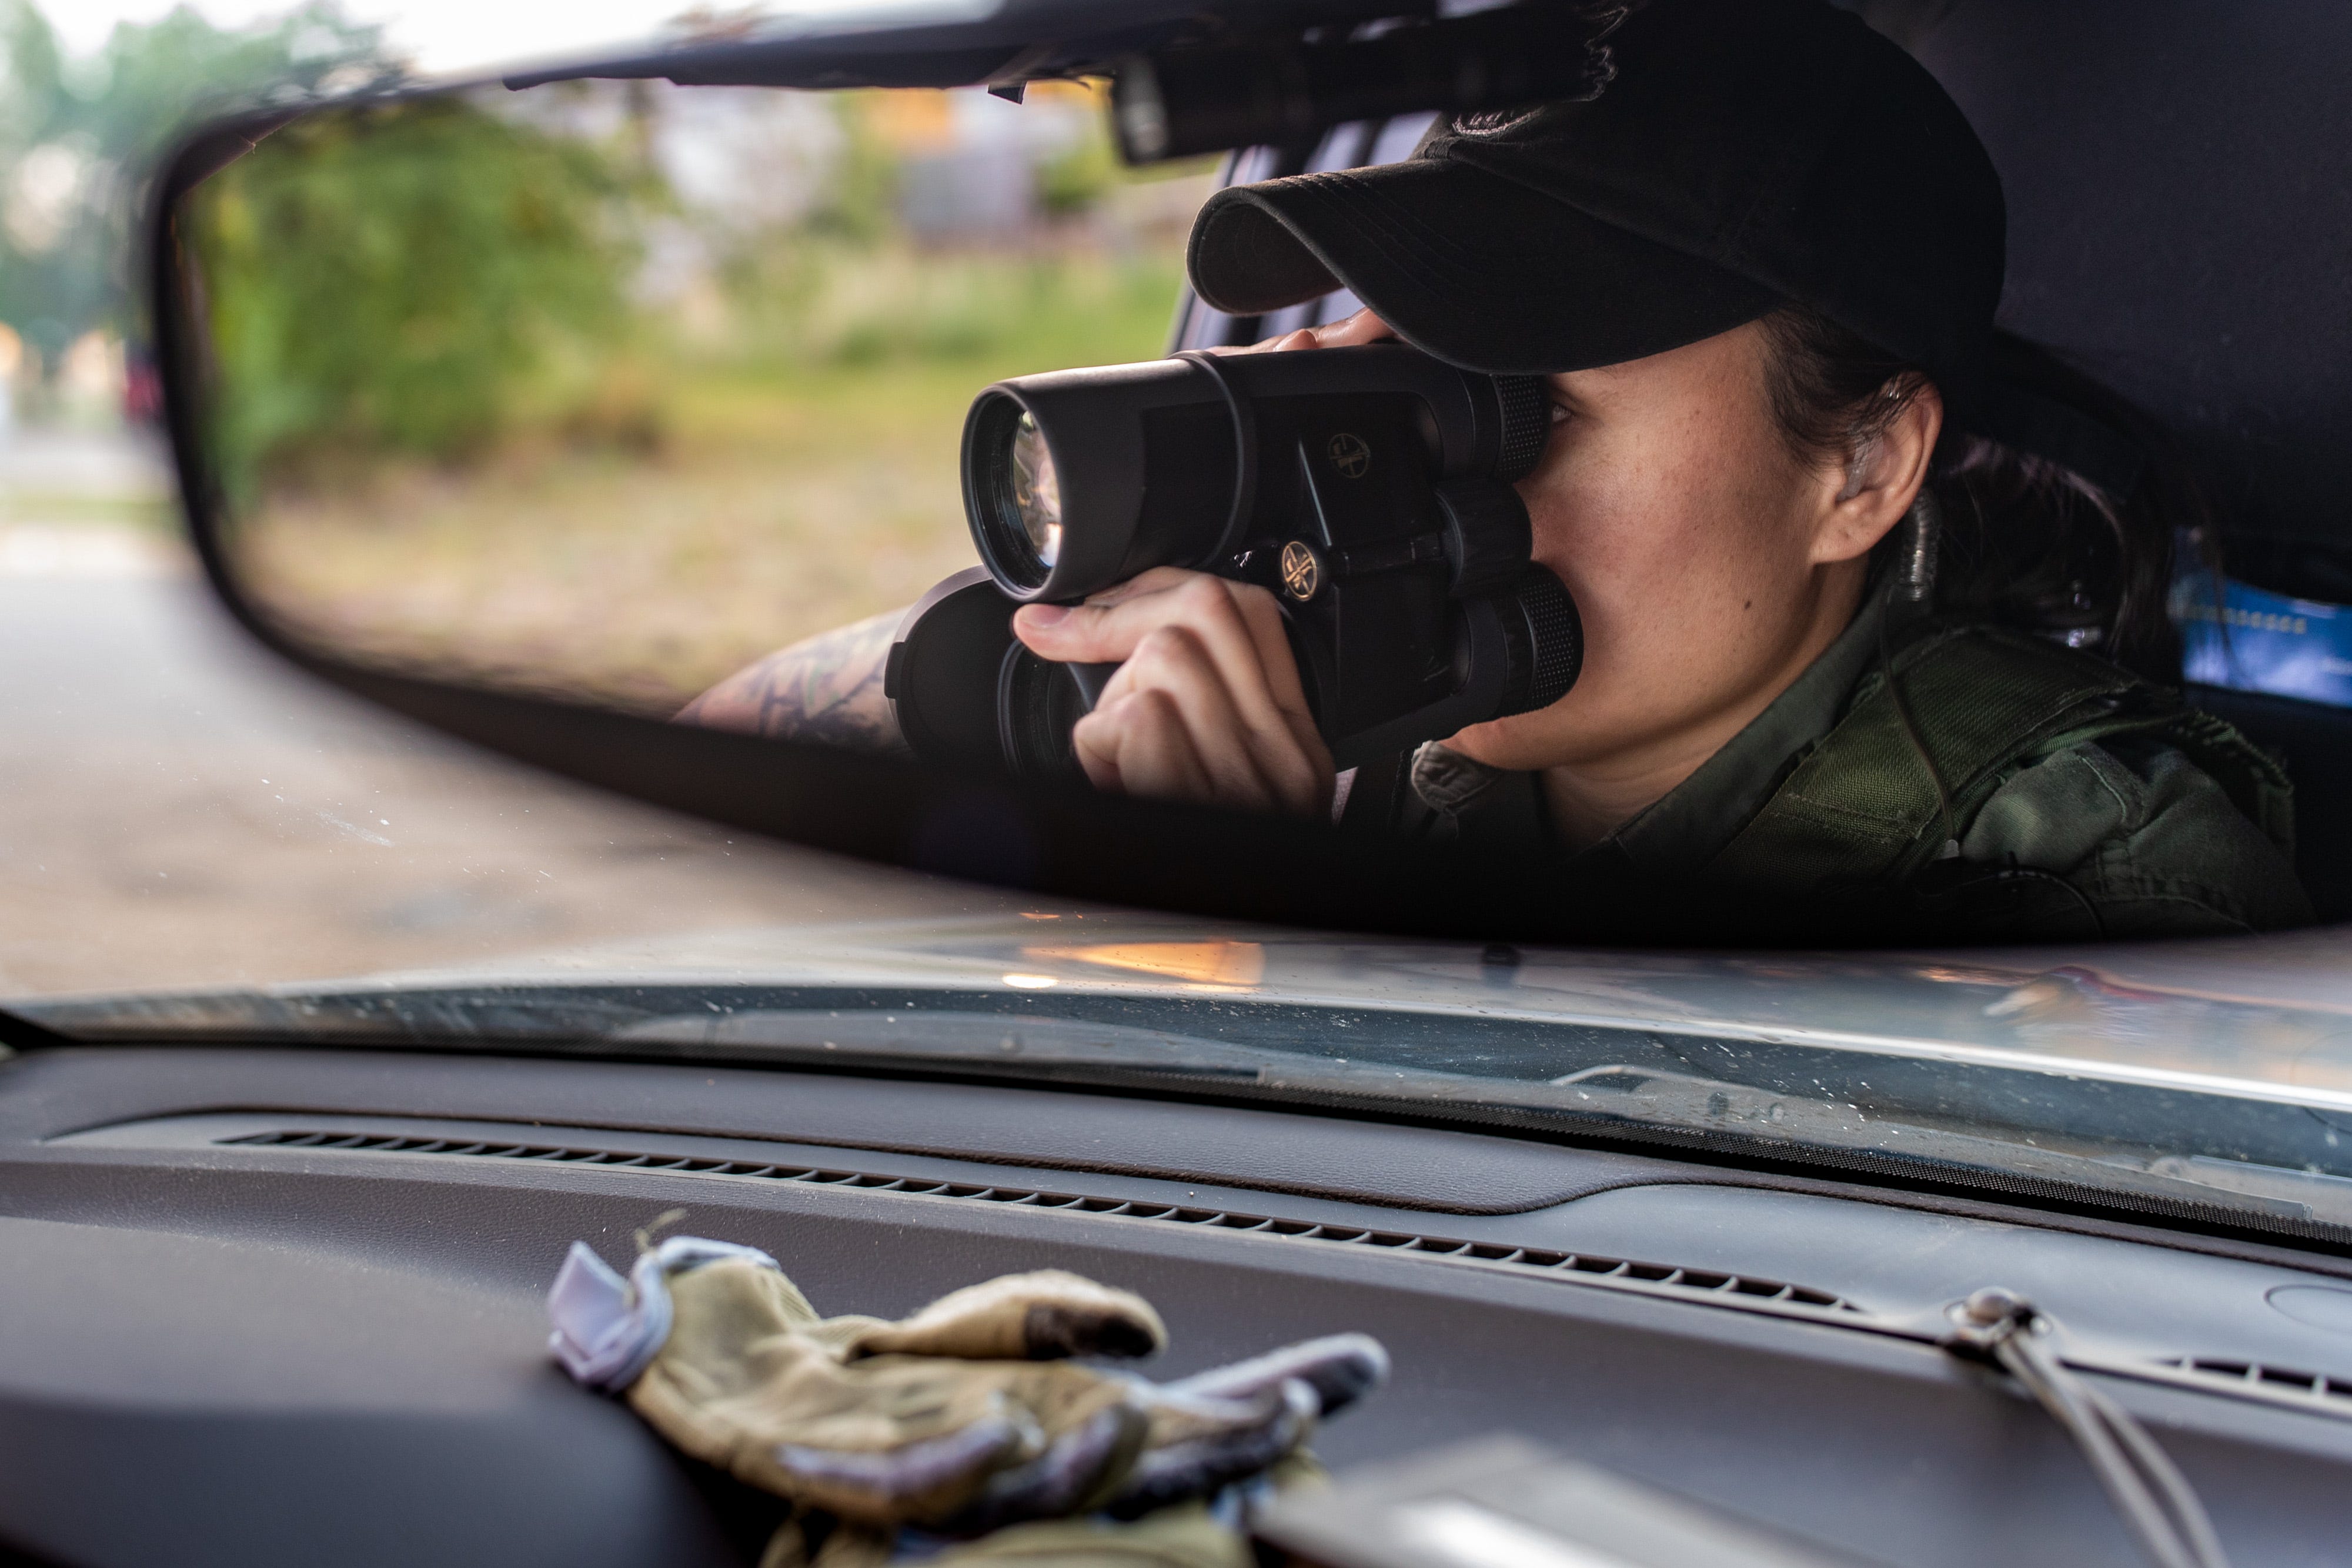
top-left (190, 93), bottom-right (647, 489)
top-left (0, 0), bottom-right (388, 375)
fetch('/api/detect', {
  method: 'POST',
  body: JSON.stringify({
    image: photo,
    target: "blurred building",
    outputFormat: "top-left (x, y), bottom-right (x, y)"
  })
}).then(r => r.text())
top-left (867, 84), bottom-right (1097, 242)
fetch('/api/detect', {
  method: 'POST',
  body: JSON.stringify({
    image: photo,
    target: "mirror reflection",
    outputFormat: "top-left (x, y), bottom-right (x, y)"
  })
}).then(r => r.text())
top-left (175, 66), bottom-right (2323, 945)
top-left (186, 80), bottom-right (1206, 721)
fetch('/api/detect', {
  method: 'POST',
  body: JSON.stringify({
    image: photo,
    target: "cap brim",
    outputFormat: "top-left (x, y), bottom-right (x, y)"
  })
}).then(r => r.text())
top-left (1188, 161), bottom-right (1780, 375)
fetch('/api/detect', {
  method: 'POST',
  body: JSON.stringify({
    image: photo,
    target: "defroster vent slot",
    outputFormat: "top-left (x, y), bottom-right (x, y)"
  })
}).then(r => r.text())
top-left (219, 1128), bottom-right (1862, 1315)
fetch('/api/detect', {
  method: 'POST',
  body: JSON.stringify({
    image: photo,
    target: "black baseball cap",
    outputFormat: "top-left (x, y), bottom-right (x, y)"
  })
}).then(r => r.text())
top-left (1185, 0), bottom-right (2004, 416)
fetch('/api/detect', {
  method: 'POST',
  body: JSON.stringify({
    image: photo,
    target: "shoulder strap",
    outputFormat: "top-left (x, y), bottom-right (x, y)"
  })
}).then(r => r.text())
top-left (1706, 623), bottom-right (2199, 892)
top-left (2159, 706), bottom-right (2298, 860)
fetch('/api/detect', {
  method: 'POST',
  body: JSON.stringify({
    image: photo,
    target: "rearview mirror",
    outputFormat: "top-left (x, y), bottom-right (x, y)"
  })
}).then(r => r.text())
top-left (152, 33), bottom-right (2256, 952)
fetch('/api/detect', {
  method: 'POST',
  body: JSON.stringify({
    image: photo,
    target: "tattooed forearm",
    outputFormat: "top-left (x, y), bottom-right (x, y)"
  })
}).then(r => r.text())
top-left (677, 610), bottom-right (911, 756)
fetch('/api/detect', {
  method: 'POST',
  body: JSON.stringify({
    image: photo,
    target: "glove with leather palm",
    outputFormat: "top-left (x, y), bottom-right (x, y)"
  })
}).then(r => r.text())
top-left (547, 1236), bottom-right (1386, 1532)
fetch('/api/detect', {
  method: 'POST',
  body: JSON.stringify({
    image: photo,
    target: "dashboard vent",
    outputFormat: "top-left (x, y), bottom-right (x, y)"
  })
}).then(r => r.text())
top-left (2161, 1356), bottom-right (2352, 1405)
top-left (220, 1128), bottom-right (1860, 1314)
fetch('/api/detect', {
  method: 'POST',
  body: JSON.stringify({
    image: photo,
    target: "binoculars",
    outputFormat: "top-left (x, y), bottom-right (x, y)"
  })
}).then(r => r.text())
top-left (888, 343), bottom-right (1583, 782)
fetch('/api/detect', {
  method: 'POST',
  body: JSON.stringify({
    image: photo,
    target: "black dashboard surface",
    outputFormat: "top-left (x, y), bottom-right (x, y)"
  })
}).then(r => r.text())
top-left (6, 1046), bottom-right (2352, 1567)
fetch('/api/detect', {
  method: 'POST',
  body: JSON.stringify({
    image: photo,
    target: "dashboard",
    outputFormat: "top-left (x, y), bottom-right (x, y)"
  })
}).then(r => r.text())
top-left (4, 1045), bottom-right (2351, 1567)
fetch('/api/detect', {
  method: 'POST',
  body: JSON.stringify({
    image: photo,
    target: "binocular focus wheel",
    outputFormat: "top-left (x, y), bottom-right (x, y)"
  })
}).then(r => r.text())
top-left (1491, 376), bottom-right (1552, 485)
top-left (1495, 570), bottom-right (1583, 717)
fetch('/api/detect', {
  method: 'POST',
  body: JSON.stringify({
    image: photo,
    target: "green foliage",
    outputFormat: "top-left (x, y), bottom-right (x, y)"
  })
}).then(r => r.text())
top-left (153, 56), bottom-right (1202, 506)
top-left (190, 95), bottom-right (644, 490)
top-left (1035, 128), bottom-right (1115, 219)
top-left (786, 247), bottom-right (1180, 372)
top-left (806, 92), bottom-right (898, 244)
top-left (76, 3), bottom-right (386, 169)
top-left (0, 2), bottom-right (64, 150)
top-left (0, 1), bottom-right (389, 363)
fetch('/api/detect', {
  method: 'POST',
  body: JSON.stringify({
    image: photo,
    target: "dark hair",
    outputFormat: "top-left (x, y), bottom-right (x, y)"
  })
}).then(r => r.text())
top-left (1757, 302), bottom-right (2212, 685)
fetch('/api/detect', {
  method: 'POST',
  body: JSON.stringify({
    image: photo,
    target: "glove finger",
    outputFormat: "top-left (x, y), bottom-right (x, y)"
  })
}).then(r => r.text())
top-left (1156, 1332), bottom-right (1389, 1416)
top-left (771, 1412), bottom-right (1023, 1526)
top-left (848, 1271), bottom-right (1167, 1362)
top-left (1108, 1378), bottom-right (1317, 1519)
top-left (937, 1401), bottom-right (1148, 1535)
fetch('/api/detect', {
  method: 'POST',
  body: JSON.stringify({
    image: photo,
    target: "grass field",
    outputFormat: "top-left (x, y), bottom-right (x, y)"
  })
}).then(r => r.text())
top-left (234, 245), bottom-right (1192, 713)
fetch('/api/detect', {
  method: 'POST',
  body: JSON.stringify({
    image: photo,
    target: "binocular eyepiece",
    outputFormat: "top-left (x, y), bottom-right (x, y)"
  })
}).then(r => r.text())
top-left (892, 343), bottom-right (1583, 781)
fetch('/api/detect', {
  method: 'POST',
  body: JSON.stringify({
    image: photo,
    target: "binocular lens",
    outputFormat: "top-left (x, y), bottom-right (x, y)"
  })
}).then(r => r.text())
top-left (1009, 411), bottom-right (1062, 570)
top-left (970, 392), bottom-right (1068, 593)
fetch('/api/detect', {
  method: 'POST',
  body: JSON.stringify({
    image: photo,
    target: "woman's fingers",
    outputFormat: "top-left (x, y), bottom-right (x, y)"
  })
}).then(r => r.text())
top-left (1014, 573), bottom-right (1331, 813)
top-left (1017, 570), bottom-right (1302, 726)
top-left (1072, 640), bottom-right (1322, 816)
top-left (1302, 308), bottom-right (1399, 348)
top-left (1093, 627), bottom-right (1292, 811)
top-left (1071, 689), bottom-right (1210, 805)
top-left (1015, 570), bottom-right (1334, 816)
top-left (1038, 571), bottom-right (1311, 748)
top-left (1223, 308), bottom-right (1398, 355)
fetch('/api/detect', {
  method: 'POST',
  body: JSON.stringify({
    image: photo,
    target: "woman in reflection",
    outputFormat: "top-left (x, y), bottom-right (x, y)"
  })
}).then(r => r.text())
top-left (685, 0), bottom-right (2307, 939)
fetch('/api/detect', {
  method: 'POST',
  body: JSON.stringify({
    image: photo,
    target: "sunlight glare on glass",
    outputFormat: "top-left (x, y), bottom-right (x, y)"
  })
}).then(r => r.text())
top-left (1001, 972), bottom-right (1060, 989)
top-left (41, 0), bottom-right (1000, 77)
top-left (1010, 410), bottom-right (1062, 568)
top-left (1027, 941), bottom-right (1265, 987)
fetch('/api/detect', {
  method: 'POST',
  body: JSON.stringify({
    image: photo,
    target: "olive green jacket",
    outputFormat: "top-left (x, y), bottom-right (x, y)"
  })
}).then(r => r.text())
top-left (1395, 590), bottom-right (2311, 941)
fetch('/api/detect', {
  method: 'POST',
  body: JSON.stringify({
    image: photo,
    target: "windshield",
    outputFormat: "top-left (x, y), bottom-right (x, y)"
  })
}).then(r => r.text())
top-left (9, 18), bottom-right (2352, 1246)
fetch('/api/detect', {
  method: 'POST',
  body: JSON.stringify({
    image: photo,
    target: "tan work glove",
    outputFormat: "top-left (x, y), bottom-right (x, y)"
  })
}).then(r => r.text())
top-left (760, 1450), bottom-right (1329, 1568)
top-left (547, 1238), bottom-right (1384, 1533)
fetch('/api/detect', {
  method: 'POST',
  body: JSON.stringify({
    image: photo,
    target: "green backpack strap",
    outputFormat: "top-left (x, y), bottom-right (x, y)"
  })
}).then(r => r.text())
top-left (1705, 623), bottom-right (2253, 893)
top-left (2160, 705), bottom-right (2298, 860)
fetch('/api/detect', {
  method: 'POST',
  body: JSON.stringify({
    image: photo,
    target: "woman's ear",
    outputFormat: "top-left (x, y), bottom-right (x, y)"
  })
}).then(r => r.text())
top-left (1811, 380), bottom-right (1945, 564)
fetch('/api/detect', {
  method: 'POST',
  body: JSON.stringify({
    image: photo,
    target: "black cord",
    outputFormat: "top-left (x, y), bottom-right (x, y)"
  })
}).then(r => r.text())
top-left (1945, 1289), bottom-right (2231, 1568)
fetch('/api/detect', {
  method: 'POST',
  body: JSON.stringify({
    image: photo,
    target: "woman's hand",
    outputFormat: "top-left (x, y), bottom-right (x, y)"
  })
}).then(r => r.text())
top-left (1012, 568), bottom-right (1336, 817)
top-left (1228, 307), bottom-right (1395, 358)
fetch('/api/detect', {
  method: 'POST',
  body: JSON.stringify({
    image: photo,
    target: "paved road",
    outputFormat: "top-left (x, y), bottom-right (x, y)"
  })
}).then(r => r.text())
top-left (0, 432), bottom-right (1005, 1001)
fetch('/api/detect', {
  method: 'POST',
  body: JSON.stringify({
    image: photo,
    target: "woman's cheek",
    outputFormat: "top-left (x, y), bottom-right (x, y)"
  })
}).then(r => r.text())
top-left (1526, 493), bottom-right (1666, 665)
